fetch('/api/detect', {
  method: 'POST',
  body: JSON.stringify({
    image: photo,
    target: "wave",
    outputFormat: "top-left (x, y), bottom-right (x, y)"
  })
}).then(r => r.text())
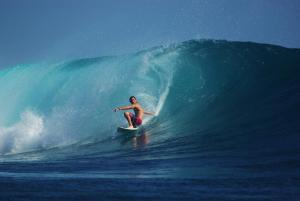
top-left (0, 45), bottom-right (179, 155)
top-left (0, 39), bottom-right (299, 160)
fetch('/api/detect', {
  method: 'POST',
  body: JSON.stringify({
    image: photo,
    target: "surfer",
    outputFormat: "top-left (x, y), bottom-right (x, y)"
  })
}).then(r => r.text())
top-left (113, 96), bottom-right (155, 128)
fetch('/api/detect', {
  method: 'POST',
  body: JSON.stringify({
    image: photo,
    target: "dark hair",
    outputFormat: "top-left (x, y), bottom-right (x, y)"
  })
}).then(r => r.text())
top-left (129, 96), bottom-right (136, 101)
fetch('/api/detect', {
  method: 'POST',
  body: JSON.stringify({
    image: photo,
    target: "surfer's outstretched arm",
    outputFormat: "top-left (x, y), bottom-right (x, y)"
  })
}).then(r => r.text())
top-left (113, 105), bottom-right (133, 112)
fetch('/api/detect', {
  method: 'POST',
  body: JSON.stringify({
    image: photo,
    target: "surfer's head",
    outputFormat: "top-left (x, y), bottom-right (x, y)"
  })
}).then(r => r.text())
top-left (129, 96), bottom-right (137, 104)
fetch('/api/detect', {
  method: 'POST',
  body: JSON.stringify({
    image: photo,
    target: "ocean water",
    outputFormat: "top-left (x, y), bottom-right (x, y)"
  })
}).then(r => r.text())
top-left (0, 40), bottom-right (299, 200)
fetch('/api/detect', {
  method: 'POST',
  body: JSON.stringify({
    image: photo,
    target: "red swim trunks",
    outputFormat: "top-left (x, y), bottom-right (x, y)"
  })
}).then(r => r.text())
top-left (129, 113), bottom-right (142, 127)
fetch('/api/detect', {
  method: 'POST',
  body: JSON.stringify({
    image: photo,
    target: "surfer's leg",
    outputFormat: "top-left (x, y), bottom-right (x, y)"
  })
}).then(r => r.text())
top-left (124, 112), bottom-right (134, 128)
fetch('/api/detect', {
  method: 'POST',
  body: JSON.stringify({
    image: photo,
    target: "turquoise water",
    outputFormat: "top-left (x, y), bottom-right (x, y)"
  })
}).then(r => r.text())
top-left (0, 40), bottom-right (300, 200)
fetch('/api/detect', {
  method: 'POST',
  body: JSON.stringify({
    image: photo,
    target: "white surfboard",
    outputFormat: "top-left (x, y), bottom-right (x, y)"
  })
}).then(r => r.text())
top-left (117, 126), bottom-right (139, 132)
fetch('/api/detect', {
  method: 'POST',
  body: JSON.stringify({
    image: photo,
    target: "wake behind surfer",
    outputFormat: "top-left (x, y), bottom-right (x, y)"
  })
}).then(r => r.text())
top-left (113, 96), bottom-right (155, 128)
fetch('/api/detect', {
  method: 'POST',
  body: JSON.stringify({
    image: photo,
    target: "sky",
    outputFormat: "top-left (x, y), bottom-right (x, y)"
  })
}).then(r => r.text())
top-left (0, 0), bottom-right (300, 69)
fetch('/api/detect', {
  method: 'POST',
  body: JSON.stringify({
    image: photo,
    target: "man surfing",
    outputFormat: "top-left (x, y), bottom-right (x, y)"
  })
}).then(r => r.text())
top-left (114, 96), bottom-right (155, 128)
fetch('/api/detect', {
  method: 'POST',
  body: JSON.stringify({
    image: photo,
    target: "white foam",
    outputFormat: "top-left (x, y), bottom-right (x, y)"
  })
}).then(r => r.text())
top-left (133, 48), bottom-right (178, 124)
top-left (0, 110), bottom-right (44, 155)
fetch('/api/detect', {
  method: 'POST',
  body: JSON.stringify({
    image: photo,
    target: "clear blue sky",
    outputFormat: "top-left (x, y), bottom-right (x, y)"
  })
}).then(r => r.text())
top-left (0, 0), bottom-right (299, 68)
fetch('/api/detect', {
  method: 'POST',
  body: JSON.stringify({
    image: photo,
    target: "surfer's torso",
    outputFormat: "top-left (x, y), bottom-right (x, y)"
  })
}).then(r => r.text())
top-left (132, 103), bottom-right (144, 119)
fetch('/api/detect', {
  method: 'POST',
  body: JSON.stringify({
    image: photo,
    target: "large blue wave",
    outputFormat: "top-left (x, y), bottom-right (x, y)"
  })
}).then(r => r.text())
top-left (0, 39), bottom-right (299, 168)
top-left (0, 45), bottom-right (177, 155)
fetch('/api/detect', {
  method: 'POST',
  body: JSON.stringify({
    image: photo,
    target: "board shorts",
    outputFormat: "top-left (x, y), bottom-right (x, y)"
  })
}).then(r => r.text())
top-left (129, 113), bottom-right (142, 127)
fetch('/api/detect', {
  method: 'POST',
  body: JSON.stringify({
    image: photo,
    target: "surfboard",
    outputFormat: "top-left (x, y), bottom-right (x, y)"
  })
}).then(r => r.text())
top-left (117, 126), bottom-right (139, 132)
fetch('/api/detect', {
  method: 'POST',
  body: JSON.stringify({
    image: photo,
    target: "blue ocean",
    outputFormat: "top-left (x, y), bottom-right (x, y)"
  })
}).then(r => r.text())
top-left (0, 40), bottom-right (299, 201)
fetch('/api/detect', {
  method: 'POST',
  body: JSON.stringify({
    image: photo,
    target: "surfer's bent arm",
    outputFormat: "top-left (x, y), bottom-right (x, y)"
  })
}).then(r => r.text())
top-left (144, 111), bottom-right (155, 116)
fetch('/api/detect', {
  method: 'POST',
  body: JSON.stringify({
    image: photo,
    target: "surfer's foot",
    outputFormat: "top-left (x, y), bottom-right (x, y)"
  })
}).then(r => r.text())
top-left (127, 126), bottom-right (134, 129)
